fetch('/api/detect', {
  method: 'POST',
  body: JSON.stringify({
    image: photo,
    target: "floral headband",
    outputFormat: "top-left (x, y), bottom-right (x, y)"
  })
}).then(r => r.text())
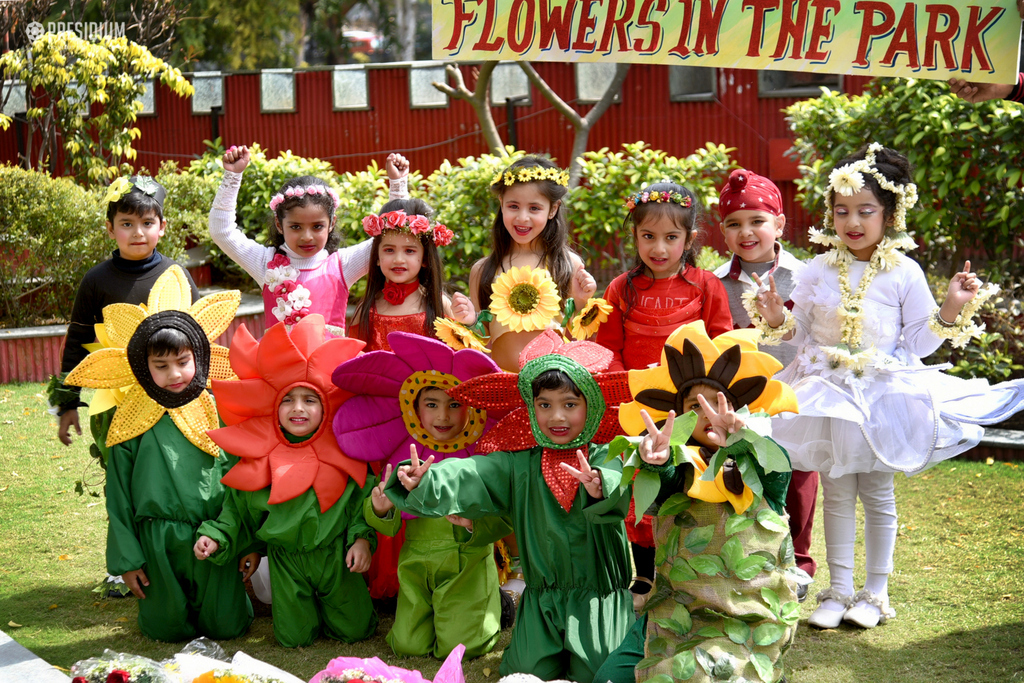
top-left (103, 175), bottom-right (164, 206)
top-left (362, 210), bottom-right (454, 247)
top-left (491, 166), bottom-right (570, 188)
top-left (625, 189), bottom-right (692, 212)
top-left (811, 142), bottom-right (919, 256)
top-left (269, 185), bottom-right (341, 212)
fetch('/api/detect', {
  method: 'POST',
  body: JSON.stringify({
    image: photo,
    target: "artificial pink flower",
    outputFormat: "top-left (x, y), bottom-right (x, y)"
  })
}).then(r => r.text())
top-left (408, 215), bottom-right (431, 235)
top-left (385, 210), bottom-right (407, 228)
top-left (268, 253), bottom-right (290, 269)
top-left (362, 214), bottom-right (383, 237)
top-left (433, 224), bottom-right (454, 246)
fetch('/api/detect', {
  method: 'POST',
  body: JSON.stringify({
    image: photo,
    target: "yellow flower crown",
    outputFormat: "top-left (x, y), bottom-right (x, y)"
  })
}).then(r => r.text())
top-left (491, 166), bottom-right (569, 188)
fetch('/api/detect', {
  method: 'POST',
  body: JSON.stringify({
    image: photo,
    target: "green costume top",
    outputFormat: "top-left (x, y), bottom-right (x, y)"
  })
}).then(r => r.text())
top-left (107, 414), bottom-right (237, 576)
top-left (198, 467), bottom-right (377, 563)
top-left (386, 443), bottom-right (630, 594)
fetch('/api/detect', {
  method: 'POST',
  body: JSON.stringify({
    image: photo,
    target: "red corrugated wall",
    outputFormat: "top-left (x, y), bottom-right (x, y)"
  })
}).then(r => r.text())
top-left (1, 63), bottom-right (871, 249)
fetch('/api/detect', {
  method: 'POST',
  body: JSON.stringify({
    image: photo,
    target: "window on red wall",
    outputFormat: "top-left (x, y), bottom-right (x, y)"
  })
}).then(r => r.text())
top-left (758, 70), bottom-right (842, 98)
top-left (669, 66), bottom-right (716, 102)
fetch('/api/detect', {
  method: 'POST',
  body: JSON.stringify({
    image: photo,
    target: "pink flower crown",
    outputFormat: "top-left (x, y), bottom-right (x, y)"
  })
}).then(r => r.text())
top-left (269, 184), bottom-right (341, 212)
top-left (625, 189), bottom-right (693, 212)
top-left (362, 210), bottom-right (454, 247)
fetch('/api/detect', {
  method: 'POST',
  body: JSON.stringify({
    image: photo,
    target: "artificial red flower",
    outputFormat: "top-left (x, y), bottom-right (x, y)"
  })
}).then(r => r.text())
top-left (107, 671), bottom-right (131, 683)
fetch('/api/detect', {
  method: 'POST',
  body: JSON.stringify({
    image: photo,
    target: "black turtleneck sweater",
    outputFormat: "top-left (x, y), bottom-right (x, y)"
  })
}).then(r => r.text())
top-left (59, 250), bottom-right (199, 408)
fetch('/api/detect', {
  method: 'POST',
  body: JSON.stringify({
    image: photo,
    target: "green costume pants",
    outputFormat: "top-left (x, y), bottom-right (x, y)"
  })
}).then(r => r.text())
top-left (268, 538), bottom-right (377, 648)
top-left (500, 586), bottom-right (635, 682)
top-left (387, 517), bottom-right (501, 659)
top-left (592, 615), bottom-right (646, 683)
top-left (137, 518), bottom-right (252, 642)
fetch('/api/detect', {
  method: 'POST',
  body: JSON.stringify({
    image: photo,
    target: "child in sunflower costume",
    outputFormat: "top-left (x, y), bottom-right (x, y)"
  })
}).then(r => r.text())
top-left (194, 315), bottom-right (378, 648)
top-left (65, 266), bottom-right (252, 642)
top-left (332, 331), bottom-right (512, 660)
top-left (594, 322), bottom-right (802, 683)
top-left (383, 332), bottom-right (635, 683)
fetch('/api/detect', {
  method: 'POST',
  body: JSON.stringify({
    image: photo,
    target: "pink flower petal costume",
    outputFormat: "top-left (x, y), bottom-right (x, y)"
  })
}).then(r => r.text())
top-left (332, 332), bottom-right (510, 658)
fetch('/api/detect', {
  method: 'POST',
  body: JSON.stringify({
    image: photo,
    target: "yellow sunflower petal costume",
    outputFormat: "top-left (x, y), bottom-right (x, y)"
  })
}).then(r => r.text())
top-left (65, 266), bottom-right (239, 456)
top-left (609, 322), bottom-right (804, 683)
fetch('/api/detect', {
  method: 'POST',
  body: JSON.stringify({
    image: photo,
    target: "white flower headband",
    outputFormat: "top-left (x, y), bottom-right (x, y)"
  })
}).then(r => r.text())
top-left (816, 142), bottom-right (919, 239)
top-left (269, 184), bottom-right (341, 212)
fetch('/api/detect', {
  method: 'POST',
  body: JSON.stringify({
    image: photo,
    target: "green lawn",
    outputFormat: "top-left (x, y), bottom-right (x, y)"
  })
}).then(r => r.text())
top-left (1, 382), bottom-right (1022, 682)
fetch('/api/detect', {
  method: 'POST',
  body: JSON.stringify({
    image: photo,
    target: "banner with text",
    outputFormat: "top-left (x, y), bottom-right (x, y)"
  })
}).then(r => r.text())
top-left (432, 0), bottom-right (1022, 84)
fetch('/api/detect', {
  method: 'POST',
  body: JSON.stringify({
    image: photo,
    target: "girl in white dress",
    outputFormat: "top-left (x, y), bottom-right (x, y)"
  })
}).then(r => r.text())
top-left (749, 143), bottom-right (1024, 629)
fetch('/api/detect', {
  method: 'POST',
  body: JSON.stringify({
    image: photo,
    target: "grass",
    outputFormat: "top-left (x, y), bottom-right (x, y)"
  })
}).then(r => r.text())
top-left (1, 381), bottom-right (1022, 683)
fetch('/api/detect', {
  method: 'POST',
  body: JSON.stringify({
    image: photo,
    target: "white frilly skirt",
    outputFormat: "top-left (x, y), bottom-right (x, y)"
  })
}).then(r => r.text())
top-left (772, 347), bottom-right (1024, 478)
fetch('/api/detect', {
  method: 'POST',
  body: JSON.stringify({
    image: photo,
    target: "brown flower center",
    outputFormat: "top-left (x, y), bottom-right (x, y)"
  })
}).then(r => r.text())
top-left (580, 306), bottom-right (600, 326)
top-left (508, 283), bottom-right (540, 314)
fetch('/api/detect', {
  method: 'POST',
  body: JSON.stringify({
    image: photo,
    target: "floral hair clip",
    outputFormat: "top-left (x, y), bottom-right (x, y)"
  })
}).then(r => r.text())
top-left (362, 210), bottom-right (454, 247)
top-left (490, 166), bottom-right (570, 188)
top-left (269, 184), bottom-right (342, 212)
top-left (103, 176), bottom-right (163, 205)
top-left (624, 189), bottom-right (692, 212)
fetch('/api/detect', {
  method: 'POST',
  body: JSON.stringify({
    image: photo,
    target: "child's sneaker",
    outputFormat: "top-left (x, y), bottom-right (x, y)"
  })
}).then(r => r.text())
top-left (500, 588), bottom-right (518, 629)
top-left (807, 588), bottom-right (852, 629)
top-left (843, 590), bottom-right (895, 628)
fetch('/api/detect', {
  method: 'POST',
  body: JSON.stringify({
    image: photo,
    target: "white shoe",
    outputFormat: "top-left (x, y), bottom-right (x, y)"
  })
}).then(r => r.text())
top-left (808, 588), bottom-right (853, 629)
top-left (844, 590), bottom-right (895, 628)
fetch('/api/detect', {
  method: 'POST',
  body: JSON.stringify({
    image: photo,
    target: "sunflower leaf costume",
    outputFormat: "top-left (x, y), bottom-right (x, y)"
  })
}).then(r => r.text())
top-left (332, 331), bottom-right (511, 659)
top-left (384, 331), bottom-right (635, 683)
top-left (596, 322), bottom-right (802, 683)
top-left (197, 314), bottom-right (378, 648)
top-left (66, 266), bottom-right (251, 642)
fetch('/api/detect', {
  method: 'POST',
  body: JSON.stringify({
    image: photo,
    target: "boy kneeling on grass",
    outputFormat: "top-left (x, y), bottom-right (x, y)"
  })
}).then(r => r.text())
top-left (65, 266), bottom-right (252, 641)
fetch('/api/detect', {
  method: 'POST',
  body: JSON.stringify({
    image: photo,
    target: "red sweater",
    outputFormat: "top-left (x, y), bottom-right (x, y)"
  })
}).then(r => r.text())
top-left (597, 266), bottom-right (734, 372)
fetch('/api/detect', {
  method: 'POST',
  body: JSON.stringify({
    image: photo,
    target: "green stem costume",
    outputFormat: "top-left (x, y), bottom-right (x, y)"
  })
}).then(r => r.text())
top-left (198, 464), bottom-right (378, 648)
top-left (387, 443), bottom-right (635, 682)
top-left (106, 415), bottom-right (253, 642)
top-left (364, 503), bottom-right (512, 659)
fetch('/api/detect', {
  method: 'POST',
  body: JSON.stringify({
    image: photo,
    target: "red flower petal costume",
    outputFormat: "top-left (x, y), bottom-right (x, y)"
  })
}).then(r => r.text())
top-left (449, 330), bottom-right (632, 512)
top-left (208, 314), bottom-right (368, 513)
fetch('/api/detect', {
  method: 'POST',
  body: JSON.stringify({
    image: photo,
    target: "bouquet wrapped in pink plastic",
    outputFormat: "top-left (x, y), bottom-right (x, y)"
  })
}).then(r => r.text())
top-left (309, 645), bottom-right (465, 683)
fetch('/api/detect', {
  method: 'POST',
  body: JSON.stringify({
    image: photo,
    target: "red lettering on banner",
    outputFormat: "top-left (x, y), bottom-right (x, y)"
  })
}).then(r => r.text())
top-left (743, 0), bottom-right (779, 57)
top-left (668, 0), bottom-right (697, 57)
top-left (598, 0), bottom-right (637, 52)
top-left (694, 0), bottom-right (731, 55)
top-left (853, 1), bottom-right (896, 67)
top-left (770, 0), bottom-right (810, 59)
top-left (539, 0), bottom-right (578, 50)
top-left (634, 0), bottom-right (668, 52)
top-left (806, 0), bottom-right (840, 61)
top-left (961, 5), bottom-right (1003, 71)
top-left (881, 3), bottom-right (920, 68)
top-left (444, 0), bottom-right (479, 51)
top-left (473, 0), bottom-right (506, 50)
top-left (923, 4), bottom-right (960, 69)
top-left (572, 0), bottom-right (604, 50)
top-left (508, 0), bottom-right (537, 52)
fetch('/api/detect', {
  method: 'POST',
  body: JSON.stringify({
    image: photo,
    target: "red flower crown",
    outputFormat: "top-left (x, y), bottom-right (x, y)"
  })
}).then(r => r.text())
top-left (362, 210), bottom-right (453, 247)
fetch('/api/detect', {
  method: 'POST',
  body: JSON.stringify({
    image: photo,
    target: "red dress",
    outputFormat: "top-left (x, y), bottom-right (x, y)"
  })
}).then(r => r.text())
top-left (597, 266), bottom-right (733, 547)
top-left (358, 307), bottom-right (429, 599)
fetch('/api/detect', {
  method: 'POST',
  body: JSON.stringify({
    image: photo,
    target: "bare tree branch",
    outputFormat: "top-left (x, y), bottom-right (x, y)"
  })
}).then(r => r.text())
top-left (433, 62), bottom-right (507, 156)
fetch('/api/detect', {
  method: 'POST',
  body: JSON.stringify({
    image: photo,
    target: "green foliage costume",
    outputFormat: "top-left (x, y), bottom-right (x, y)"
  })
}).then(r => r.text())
top-left (596, 323), bottom-right (805, 683)
top-left (364, 506), bottom-right (512, 658)
top-left (107, 416), bottom-right (253, 642)
top-left (198, 474), bottom-right (378, 648)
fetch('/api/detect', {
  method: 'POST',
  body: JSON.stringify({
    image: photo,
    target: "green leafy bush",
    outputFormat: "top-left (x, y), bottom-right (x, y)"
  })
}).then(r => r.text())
top-left (572, 142), bottom-right (737, 270)
top-left (0, 165), bottom-right (109, 327)
top-left (154, 160), bottom-right (219, 258)
top-left (786, 79), bottom-right (1024, 277)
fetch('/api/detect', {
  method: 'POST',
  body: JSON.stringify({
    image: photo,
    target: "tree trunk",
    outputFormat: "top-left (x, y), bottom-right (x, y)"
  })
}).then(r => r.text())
top-left (395, 0), bottom-right (417, 61)
top-left (432, 62), bottom-right (506, 155)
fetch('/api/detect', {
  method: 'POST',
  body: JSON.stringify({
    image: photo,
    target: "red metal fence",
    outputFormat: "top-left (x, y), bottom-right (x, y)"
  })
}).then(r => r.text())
top-left (1, 62), bottom-right (872, 248)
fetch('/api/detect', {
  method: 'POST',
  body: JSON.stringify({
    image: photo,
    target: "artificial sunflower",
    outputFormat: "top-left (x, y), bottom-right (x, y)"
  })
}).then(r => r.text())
top-left (489, 265), bottom-right (561, 333)
top-left (433, 317), bottom-right (489, 353)
top-left (65, 266), bottom-right (239, 457)
top-left (566, 297), bottom-right (613, 340)
top-left (209, 315), bottom-right (368, 512)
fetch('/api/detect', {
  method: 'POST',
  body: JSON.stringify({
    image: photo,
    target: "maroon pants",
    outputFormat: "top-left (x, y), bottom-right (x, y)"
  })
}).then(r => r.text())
top-left (787, 469), bottom-right (819, 576)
